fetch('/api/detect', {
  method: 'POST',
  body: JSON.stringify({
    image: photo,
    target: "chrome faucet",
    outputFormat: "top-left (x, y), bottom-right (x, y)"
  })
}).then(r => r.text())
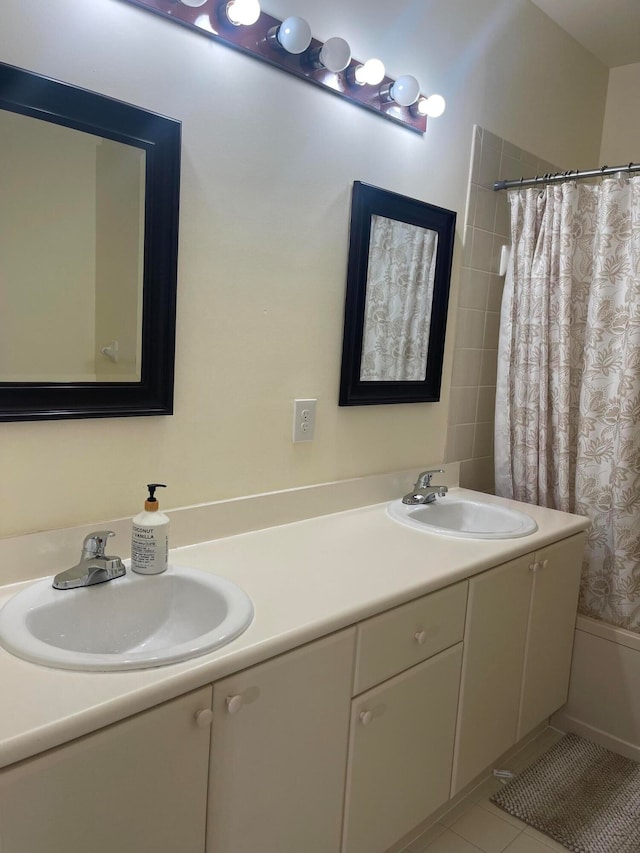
top-left (402, 469), bottom-right (449, 505)
top-left (52, 531), bottom-right (126, 590)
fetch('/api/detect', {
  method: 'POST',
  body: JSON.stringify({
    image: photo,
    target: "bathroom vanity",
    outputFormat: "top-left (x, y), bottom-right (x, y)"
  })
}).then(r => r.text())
top-left (0, 487), bottom-right (588, 853)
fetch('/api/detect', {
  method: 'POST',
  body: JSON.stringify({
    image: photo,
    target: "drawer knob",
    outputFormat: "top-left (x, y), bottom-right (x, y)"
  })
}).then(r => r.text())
top-left (359, 710), bottom-right (373, 727)
top-left (414, 630), bottom-right (427, 645)
top-left (226, 694), bottom-right (244, 715)
top-left (541, 559), bottom-right (549, 569)
top-left (194, 708), bottom-right (213, 728)
top-left (530, 562), bottom-right (539, 572)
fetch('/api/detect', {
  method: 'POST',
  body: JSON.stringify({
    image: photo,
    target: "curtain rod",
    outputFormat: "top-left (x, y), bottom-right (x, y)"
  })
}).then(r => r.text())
top-left (494, 161), bottom-right (640, 191)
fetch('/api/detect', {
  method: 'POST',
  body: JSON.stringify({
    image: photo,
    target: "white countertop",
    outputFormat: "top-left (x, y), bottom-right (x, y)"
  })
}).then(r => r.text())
top-left (0, 488), bottom-right (589, 770)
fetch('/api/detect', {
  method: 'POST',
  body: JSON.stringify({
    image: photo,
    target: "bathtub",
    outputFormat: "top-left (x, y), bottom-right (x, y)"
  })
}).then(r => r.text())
top-left (552, 615), bottom-right (640, 762)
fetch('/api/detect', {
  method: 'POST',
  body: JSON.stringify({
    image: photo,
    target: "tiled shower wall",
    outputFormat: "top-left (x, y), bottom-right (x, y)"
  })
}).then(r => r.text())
top-left (445, 126), bottom-right (559, 492)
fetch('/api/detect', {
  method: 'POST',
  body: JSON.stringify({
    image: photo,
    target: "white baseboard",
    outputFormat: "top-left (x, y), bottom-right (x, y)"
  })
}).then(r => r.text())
top-left (551, 711), bottom-right (640, 763)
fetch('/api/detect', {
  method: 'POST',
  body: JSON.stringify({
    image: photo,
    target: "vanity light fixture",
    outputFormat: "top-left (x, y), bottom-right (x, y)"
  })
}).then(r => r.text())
top-left (380, 74), bottom-right (420, 107)
top-left (413, 94), bottom-right (446, 118)
top-left (223, 0), bottom-right (261, 26)
top-left (267, 15), bottom-right (312, 54)
top-left (308, 37), bottom-right (352, 73)
top-left (347, 58), bottom-right (386, 87)
top-left (122, 1), bottom-right (436, 132)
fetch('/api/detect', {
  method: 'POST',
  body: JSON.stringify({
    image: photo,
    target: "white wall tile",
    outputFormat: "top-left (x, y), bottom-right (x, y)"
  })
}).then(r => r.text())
top-left (459, 269), bottom-right (490, 311)
top-left (484, 311), bottom-right (501, 350)
top-left (475, 188), bottom-right (498, 231)
top-left (451, 348), bottom-right (483, 387)
top-left (458, 308), bottom-right (487, 349)
top-left (470, 229), bottom-right (495, 272)
top-left (450, 386), bottom-right (480, 426)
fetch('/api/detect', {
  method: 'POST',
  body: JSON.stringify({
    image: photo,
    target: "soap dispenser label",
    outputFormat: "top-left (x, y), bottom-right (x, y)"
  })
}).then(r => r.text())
top-left (131, 525), bottom-right (168, 574)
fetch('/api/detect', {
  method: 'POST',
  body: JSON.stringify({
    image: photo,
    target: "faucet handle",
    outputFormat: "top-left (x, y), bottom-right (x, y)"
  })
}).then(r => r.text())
top-left (415, 469), bottom-right (444, 489)
top-left (82, 530), bottom-right (115, 560)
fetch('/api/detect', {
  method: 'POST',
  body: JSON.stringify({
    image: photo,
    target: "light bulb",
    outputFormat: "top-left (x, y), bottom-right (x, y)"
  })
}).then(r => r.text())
top-left (423, 94), bottom-right (446, 117)
top-left (224, 0), bottom-right (260, 26)
top-left (388, 75), bottom-right (420, 107)
top-left (353, 58), bottom-right (385, 86)
top-left (317, 37), bottom-right (352, 73)
top-left (179, 0), bottom-right (208, 6)
top-left (271, 16), bottom-right (312, 54)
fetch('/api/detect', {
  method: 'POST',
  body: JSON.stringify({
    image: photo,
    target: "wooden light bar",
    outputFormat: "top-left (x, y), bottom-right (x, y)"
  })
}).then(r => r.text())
top-left (119, 0), bottom-right (429, 133)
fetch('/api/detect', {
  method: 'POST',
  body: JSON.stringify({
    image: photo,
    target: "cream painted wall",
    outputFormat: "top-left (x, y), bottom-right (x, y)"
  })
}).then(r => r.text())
top-left (94, 139), bottom-right (145, 380)
top-left (0, 112), bottom-right (97, 381)
top-left (600, 62), bottom-right (640, 164)
top-left (0, 0), bottom-right (607, 540)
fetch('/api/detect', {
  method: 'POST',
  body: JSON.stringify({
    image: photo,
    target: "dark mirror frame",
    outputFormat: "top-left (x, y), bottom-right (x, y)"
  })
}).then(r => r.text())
top-left (339, 181), bottom-right (456, 406)
top-left (0, 62), bottom-right (181, 422)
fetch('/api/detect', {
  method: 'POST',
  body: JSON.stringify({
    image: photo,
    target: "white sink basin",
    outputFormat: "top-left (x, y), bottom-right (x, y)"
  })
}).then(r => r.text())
top-left (388, 496), bottom-right (537, 539)
top-left (0, 565), bottom-right (254, 671)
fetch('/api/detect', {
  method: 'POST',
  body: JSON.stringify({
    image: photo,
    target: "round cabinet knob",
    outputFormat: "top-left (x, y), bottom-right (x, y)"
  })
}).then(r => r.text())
top-left (530, 562), bottom-right (539, 573)
top-left (414, 630), bottom-right (427, 645)
top-left (226, 694), bottom-right (244, 715)
top-left (194, 708), bottom-right (213, 728)
top-left (359, 710), bottom-right (373, 727)
top-left (542, 559), bottom-right (549, 569)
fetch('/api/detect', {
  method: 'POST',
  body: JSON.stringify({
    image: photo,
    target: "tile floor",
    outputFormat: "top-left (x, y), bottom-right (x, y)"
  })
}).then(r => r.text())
top-left (401, 727), bottom-right (568, 853)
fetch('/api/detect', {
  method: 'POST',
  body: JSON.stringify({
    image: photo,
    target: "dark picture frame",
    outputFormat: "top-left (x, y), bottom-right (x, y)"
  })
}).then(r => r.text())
top-left (339, 182), bottom-right (456, 406)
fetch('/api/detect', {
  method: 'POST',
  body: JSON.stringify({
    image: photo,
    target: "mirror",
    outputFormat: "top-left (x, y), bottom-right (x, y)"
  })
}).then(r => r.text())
top-left (339, 182), bottom-right (456, 405)
top-left (0, 62), bottom-right (181, 421)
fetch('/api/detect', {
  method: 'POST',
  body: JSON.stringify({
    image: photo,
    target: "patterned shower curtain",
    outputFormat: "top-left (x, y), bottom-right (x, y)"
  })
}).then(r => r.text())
top-left (495, 175), bottom-right (640, 631)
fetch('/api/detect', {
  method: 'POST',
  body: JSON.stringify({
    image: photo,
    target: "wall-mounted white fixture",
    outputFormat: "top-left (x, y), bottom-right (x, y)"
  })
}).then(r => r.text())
top-left (499, 244), bottom-right (511, 277)
top-left (268, 15), bottom-right (312, 54)
top-left (308, 37), bottom-right (352, 73)
top-left (222, 0), bottom-right (261, 26)
top-left (124, 1), bottom-right (444, 133)
top-left (380, 74), bottom-right (420, 107)
top-left (100, 340), bottom-right (119, 364)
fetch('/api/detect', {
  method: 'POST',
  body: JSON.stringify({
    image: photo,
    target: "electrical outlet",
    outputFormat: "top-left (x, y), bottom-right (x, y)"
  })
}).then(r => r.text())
top-left (292, 398), bottom-right (317, 443)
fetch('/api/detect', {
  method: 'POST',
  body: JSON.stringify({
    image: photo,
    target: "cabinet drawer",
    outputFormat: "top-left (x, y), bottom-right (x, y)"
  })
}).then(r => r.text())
top-left (353, 581), bottom-right (467, 694)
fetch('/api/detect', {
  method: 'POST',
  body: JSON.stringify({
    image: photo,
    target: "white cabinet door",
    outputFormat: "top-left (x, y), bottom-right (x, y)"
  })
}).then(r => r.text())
top-left (0, 686), bottom-right (212, 853)
top-left (207, 628), bottom-right (356, 853)
top-left (342, 643), bottom-right (463, 853)
top-left (451, 554), bottom-right (531, 795)
top-left (452, 534), bottom-right (585, 795)
top-left (517, 532), bottom-right (585, 738)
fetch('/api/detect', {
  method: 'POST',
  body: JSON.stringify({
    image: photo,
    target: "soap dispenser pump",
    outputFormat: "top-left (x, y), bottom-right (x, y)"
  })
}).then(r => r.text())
top-left (131, 483), bottom-right (169, 575)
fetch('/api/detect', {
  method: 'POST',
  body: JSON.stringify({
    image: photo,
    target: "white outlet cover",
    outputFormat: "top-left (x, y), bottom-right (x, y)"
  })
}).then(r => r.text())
top-left (293, 399), bottom-right (317, 442)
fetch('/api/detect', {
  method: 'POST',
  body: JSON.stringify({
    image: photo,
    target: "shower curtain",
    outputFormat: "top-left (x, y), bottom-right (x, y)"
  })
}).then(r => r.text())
top-left (495, 175), bottom-right (640, 631)
top-left (360, 215), bottom-right (438, 381)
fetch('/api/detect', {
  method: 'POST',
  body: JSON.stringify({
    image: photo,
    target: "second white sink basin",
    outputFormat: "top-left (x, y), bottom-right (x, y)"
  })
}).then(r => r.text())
top-left (0, 565), bottom-right (254, 671)
top-left (388, 496), bottom-right (537, 539)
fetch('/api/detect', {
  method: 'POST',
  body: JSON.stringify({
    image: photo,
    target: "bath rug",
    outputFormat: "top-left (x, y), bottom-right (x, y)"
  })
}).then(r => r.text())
top-left (490, 733), bottom-right (640, 852)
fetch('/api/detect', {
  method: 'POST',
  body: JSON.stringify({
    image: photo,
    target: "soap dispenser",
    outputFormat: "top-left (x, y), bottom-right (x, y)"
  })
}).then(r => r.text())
top-left (131, 484), bottom-right (169, 575)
